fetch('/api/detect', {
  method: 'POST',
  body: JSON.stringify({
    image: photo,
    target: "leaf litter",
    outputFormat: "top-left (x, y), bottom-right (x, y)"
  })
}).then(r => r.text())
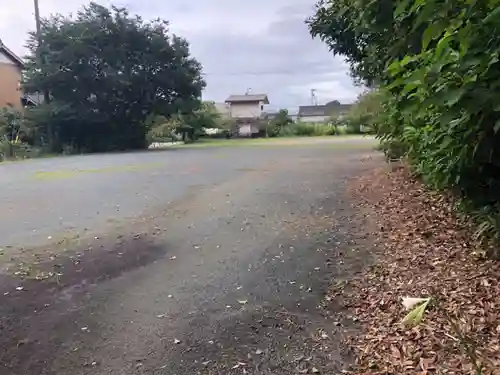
top-left (335, 166), bottom-right (500, 375)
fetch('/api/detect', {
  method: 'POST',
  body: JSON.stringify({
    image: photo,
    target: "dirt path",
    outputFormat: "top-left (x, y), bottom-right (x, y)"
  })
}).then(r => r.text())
top-left (0, 141), bottom-right (381, 375)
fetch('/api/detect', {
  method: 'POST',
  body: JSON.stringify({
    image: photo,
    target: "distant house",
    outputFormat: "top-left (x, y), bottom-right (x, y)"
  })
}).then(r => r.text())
top-left (225, 93), bottom-right (270, 136)
top-left (0, 39), bottom-right (24, 109)
top-left (298, 100), bottom-right (352, 123)
top-left (263, 111), bottom-right (298, 123)
top-left (298, 105), bottom-right (330, 123)
top-left (326, 100), bottom-right (352, 120)
top-left (225, 94), bottom-right (269, 118)
top-left (0, 39), bottom-right (40, 109)
top-left (262, 111), bottom-right (278, 120)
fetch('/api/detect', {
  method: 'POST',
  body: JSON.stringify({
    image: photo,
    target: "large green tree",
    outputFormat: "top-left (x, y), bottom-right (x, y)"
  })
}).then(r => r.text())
top-left (23, 2), bottom-right (205, 152)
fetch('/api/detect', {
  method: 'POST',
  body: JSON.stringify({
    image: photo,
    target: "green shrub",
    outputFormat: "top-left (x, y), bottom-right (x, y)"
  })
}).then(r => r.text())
top-left (345, 123), bottom-right (362, 134)
top-left (146, 115), bottom-right (179, 143)
top-left (265, 122), bottom-right (281, 137)
top-left (335, 125), bottom-right (347, 135)
top-left (308, 0), bottom-right (500, 250)
top-left (0, 140), bottom-right (43, 161)
top-left (265, 109), bottom-right (294, 137)
top-left (377, 139), bottom-right (407, 161)
top-left (278, 124), bottom-right (297, 137)
top-left (283, 122), bottom-right (336, 137)
top-left (294, 123), bottom-right (317, 136)
top-left (379, 2), bottom-right (500, 206)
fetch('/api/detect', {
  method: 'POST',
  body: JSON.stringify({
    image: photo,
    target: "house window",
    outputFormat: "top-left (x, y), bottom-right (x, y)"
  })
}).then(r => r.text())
top-left (260, 104), bottom-right (263, 110)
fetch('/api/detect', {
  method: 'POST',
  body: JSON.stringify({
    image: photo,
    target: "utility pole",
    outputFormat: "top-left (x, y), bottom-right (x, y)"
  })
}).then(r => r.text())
top-left (33, 0), bottom-right (49, 104)
top-left (33, 0), bottom-right (54, 148)
top-left (311, 89), bottom-right (318, 106)
top-left (33, 0), bottom-right (42, 38)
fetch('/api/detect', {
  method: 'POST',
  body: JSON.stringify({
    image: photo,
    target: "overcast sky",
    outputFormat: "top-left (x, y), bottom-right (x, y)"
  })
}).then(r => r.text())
top-left (0, 0), bottom-right (363, 112)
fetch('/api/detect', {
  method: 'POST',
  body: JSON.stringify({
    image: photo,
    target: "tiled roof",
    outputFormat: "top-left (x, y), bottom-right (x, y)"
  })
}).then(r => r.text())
top-left (299, 102), bottom-right (352, 117)
top-left (298, 105), bottom-right (328, 117)
top-left (225, 94), bottom-right (269, 104)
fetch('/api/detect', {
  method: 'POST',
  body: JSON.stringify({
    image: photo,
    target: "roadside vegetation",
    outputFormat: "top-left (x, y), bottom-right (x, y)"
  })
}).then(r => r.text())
top-left (309, 0), bottom-right (500, 250)
top-left (263, 96), bottom-right (378, 138)
top-left (309, 0), bottom-right (500, 373)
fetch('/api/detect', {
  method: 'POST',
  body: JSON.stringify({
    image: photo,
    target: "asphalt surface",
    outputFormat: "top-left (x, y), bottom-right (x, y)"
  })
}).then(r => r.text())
top-left (0, 137), bottom-right (380, 375)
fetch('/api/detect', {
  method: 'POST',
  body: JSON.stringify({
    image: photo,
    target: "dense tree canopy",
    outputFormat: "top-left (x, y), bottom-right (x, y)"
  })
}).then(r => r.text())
top-left (309, 0), bottom-right (500, 245)
top-left (23, 2), bottom-right (205, 152)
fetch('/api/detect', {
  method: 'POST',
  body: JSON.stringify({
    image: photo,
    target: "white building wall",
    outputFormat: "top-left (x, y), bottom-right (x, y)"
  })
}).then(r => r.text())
top-left (299, 115), bottom-right (329, 123)
top-left (229, 101), bottom-right (263, 118)
top-left (0, 50), bottom-right (14, 64)
top-left (238, 123), bottom-right (259, 136)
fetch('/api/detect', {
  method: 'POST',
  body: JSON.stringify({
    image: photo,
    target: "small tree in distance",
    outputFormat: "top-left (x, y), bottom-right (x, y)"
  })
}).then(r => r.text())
top-left (266, 109), bottom-right (293, 137)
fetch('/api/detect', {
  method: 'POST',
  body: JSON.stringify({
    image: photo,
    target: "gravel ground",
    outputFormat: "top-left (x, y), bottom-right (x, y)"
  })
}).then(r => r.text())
top-left (0, 137), bottom-right (381, 375)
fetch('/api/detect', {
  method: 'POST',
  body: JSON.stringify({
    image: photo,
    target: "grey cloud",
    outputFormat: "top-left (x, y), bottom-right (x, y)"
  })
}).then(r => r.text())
top-left (180, 6), bottom-right (357, 109)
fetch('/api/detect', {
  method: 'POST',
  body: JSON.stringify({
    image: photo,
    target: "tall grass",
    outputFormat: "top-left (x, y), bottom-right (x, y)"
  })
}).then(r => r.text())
top-left (280, 122), bottom-right (335, 137)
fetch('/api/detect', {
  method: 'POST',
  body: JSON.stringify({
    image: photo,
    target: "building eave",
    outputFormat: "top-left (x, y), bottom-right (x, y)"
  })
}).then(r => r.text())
top-left (0, 40), bottom-right (24, 68)
top-left (225, 94), bottom-right (269, 104)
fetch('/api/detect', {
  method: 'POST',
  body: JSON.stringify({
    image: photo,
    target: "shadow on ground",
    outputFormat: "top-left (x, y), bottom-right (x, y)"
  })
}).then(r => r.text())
top-left (0, 236), bottom-right (167, 374)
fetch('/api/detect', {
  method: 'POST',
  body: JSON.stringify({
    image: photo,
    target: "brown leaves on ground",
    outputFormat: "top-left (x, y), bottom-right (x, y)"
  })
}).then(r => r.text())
top-left (338, 165), bottom-right (500, 375)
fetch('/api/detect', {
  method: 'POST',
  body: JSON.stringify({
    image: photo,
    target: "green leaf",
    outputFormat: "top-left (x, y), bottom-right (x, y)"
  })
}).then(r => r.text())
top-left (402, 298), bottom-right (431, 327)
top-left (394, 0), bottom-right (411, 18)
top-left (494, 119), bottom-right (500, 133)
top-left (402, 80), bottom-right (422, 95)
top-left (445, 89), bottom-right (465, 107)
top-left (422, 22), bottom-right (444, 51)
top-left (400, 55), bottom-right (415, 67)
top-left (435, 32), bottom-right (452, 59)
top-left (483, 5), bottom-right (500, 23)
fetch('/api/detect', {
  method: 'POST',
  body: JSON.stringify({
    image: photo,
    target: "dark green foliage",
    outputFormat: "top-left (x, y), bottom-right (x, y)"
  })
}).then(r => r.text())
top-left (145, 115), bottom-right (179, 144)
top-left (279, 122), bottom-right (337, 137)
top-left (293, 123), bottom-right (317, 136)
top-left (146, 102), bottom-right (224, 143)
top-left (186, 102), bottom-right (222, 131)
top-left (23, 2), bottom-right (205, 152)
top-left (266, 109), bottom-right (293, 137)
top-left (0, 107), bottom-right (23, 142)
top-left (309, 0), bottom-right (500, 251)
top-left (0, 107), bottom-right (45, 159)
top-left (342, 90), bottom-right (383, 134)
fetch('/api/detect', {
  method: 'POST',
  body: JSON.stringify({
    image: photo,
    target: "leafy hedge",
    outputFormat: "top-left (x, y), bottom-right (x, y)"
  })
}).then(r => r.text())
top-left (309, 0), bottom-right (500, 252)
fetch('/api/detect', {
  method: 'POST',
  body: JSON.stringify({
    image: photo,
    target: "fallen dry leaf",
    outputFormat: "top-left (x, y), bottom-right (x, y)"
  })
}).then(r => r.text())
top-left (336, 165), bottom-right (500, 375)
